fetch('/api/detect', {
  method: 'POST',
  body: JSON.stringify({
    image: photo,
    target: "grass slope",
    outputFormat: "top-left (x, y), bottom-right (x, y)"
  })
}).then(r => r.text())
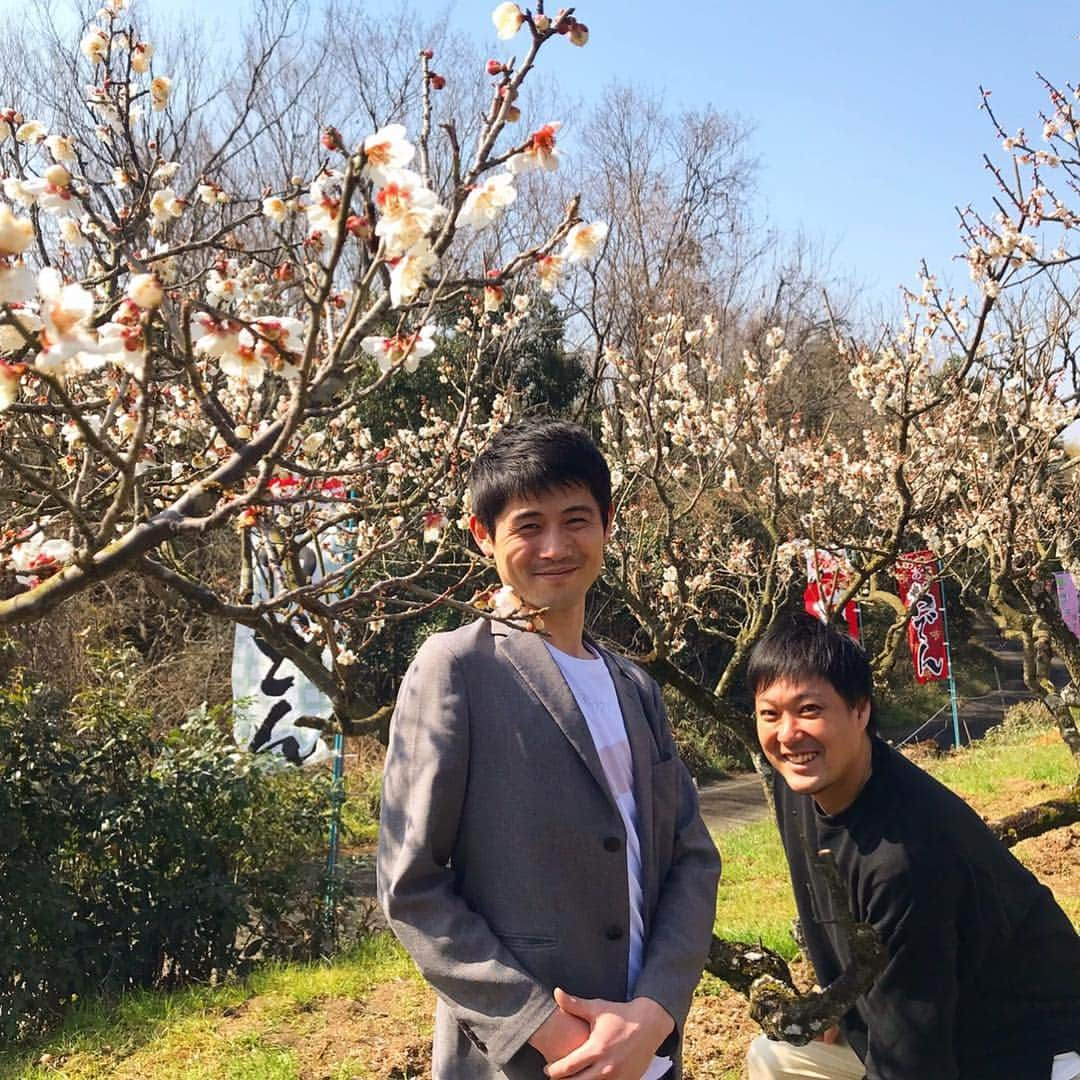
top-left (2, 723), bottom-right (1075, 1080)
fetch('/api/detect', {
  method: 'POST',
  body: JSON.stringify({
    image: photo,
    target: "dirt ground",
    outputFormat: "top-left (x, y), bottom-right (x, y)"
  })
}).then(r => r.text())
top-left (233, 976), bottom-right (761, 1080)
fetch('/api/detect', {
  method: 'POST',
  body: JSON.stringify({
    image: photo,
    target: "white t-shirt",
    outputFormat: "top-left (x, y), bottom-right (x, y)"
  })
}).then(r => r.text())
top-left (547, 642), bottom-right (672, 1080)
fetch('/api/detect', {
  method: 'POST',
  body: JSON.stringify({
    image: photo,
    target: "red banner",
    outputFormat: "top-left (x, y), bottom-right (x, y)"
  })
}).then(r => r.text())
top-left (895, 550), bottom-right (950, 684)
top-left (804, 549), bottom-right (860, 642)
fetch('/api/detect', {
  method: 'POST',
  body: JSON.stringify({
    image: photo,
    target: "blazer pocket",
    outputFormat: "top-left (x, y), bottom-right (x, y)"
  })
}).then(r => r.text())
top-left (496, 932), bottom-right (558, 951)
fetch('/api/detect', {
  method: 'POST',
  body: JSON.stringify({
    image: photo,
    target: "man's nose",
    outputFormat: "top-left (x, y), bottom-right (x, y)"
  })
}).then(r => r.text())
top-left (777, 713), bottom-right (801, 742)
top-left (538, 527), bottom-right (570, 558)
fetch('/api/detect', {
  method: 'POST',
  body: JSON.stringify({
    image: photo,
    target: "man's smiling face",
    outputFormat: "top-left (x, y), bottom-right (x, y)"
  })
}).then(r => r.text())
top-left (470, 483), bottom-right (611, 620)
top-left (754, 676), bottom-right (872, 815)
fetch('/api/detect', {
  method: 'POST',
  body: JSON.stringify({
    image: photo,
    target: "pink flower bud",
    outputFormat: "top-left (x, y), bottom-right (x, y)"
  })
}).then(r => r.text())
top-left (486, 59), bottom-right (504, 76)
top-left (420, 47), bottom-right (434, 59)
top-left (429, 73), bottom-right (446, 90)
top-left (568, 21), bottom-right (589, 45)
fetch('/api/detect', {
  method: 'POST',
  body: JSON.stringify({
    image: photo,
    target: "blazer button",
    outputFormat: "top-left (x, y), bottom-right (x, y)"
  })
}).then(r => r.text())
top-left (605, 925), bottom-right (624, 941)
top-left (603, 836), bottom-right (621, 852)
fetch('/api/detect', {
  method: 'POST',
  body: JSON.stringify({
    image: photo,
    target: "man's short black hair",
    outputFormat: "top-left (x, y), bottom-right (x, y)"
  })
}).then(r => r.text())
top-left (747, 610), bottom-right (878, 731)
top-left (470, 418), bottom-right (612, 536)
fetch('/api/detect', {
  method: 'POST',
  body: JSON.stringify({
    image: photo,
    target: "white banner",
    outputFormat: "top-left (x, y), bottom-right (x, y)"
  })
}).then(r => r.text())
top-left (231, 535), bottom-right (338, 766)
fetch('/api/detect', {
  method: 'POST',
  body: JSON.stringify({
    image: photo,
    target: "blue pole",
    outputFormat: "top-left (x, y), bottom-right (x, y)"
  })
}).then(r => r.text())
top-left (937, 561), bottom-right (962, 749)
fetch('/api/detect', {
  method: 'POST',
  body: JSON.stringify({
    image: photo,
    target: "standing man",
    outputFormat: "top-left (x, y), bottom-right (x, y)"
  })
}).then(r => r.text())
top-left (746, 611), bottom-right (1080, 1080)
top-left (377, 418), bottom-right (721, 1080)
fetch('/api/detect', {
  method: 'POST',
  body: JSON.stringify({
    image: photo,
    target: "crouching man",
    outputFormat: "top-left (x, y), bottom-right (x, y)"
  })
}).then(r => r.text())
top-left (746, 611), bottom-right (1080, 1080)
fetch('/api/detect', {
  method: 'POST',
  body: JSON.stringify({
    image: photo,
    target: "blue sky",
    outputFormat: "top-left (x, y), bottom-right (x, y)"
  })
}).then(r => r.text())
top-left (5, 0), bottom-right (1077, 309)
top-left (445, 0), bottom-right (1078, 309)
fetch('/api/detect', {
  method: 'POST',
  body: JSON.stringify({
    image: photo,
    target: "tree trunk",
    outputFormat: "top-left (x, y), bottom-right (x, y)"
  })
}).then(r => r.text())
top-left (988, 784), bottom-right (1080, 846)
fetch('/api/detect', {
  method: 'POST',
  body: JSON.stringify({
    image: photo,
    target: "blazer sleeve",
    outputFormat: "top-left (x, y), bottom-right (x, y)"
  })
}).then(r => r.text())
top-left (375, 635), bottom-right (556, 1068)
top-left (633, 675), bottom-right (722, 1048)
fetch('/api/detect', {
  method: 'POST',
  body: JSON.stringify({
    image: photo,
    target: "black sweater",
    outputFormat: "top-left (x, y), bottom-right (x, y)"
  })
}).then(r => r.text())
top-left (774, 735), bottom-right (1080, 1079)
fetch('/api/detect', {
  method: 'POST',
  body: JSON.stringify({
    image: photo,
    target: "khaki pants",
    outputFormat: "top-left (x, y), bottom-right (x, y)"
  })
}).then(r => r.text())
top-left (746, 1035), bottom-right (864, 1079)
top-left (747, 1036), bottom-right (1080, 1080)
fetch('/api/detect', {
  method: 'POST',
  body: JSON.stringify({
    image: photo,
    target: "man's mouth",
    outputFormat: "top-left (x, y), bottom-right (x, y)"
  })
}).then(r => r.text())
top-left (534, 566), bottom-right (578, 577)
top-left (782, 751), bottom-right (820, 765)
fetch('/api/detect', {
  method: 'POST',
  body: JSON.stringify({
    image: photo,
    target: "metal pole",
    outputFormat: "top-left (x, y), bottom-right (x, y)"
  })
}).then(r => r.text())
top-left (937, 561), bottom-right (962, 749)
top-left (323, 732), bottom-right (345, 947)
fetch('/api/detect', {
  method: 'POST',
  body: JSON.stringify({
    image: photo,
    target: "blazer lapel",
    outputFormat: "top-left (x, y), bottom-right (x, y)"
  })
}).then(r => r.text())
top-left (496, 623), bottom-right (616, 810)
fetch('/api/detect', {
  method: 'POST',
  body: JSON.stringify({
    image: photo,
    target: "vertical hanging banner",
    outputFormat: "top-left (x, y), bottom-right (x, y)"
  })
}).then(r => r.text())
top-left (804, 548), bottom-right (861, 642)
top-left (895, 550), bottom-right (950, 684)
top-left (232, 535), bottom-right (335, 767)
top-left (1053, 572), bottom-right (1080, 639)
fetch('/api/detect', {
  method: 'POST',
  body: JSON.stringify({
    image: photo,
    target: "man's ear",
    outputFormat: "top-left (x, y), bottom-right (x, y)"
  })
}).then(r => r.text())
top-left (856, 698), bottom-right (872, 732)
top-left (469, 514), bottom-right (494, 556)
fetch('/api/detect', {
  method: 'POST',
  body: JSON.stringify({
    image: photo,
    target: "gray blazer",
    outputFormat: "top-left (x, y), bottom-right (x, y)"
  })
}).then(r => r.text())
top-left (377, 618), bottom-right (721, 1079)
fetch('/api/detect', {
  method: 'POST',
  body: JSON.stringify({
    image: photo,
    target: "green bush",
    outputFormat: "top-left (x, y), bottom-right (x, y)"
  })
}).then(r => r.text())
top-left (0, 671), bottom-right (334, 1040)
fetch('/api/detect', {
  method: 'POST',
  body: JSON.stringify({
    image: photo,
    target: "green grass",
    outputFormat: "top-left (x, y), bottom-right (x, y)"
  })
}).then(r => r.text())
top-left (0, 935), bottom-right (418, 1080)
top-left (924, 727), bottom-right (1074, 797)
top-left (712, 818), bottom-right (797, 958)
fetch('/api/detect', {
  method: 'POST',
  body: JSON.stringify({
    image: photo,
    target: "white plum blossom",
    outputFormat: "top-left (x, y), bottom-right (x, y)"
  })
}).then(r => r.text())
top-left (45, 134), bottom-right (77, 163)
top-left (491, 583), bottom-right (521, 618)
top-left (262, 196), bottom-right (288, 223)
top-left (0, 265), bottom-right (35, 305)
top-left (305, 171), bottom-right (342, 235)
top-left (15, 120), bottom-right (46, 144)
top-left (0, 110), bottom-right (17, 143)
top-left (536, 253), bottom-right (563, 292)
top-left (508, 122), bottom-right (561, 174)
top-left (2, 178), bottom-right (36, 208)
top-left (11, 532), bottom-right (75, 578)
top-left (150, 76), bottom-right (171, 111)
top-left (374, 169), bottom-right (446, 256)
top-left (0, 205), bottom-right (34, 257)
top-left (192, 314), bottom-right (243, 362)
top-left (239, 316), bottom-right (306, 379)
top-left (389, 241), bottom-right (437, 308)
top-left (80, 28), bottom-right (109, 65)
top-left (130, 41), bottom-right (153, 72)
top-left (764, 326), bottom-right (785, 349)
top-left (457, 172), bottom-right (517, 229)
top-left (491, 2), bottom-right (524, 39)
top-left (423, 511), bottom-right (447, 543)
top-left (97, 320), bottom-right (147, 379)
top-left (152, 161), bottom-right (181, 185)
top-left (362, 124), bottom-right (415, 185)
top-left (361, 325), bottom-right (436, 374)
top-left (149, 187), bottom-right (183, 231)
top-left (0, 361), bottom-right (25, 411)
top-left (59, 219), bottom-right (89, 248)
top-left (34, 268), bottom-right (104, 378)
top-left (563, 220), bottom-right (608, 263)
top-left (127, 273), bottom-right (164, 310)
